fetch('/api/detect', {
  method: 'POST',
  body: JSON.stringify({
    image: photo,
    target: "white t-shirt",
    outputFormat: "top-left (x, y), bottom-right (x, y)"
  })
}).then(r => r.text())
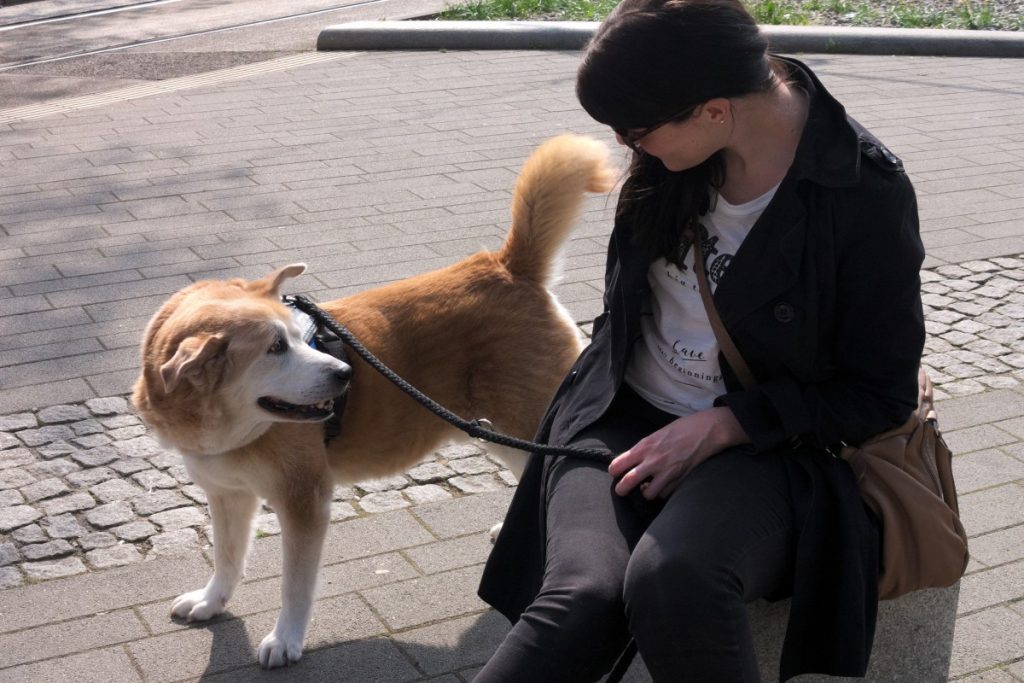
top-left (624, 183), bottom-right (780, 416)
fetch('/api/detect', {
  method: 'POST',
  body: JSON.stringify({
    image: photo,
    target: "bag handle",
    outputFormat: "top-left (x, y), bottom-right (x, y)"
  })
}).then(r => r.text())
top-left (685, 226), bottom-right (758, 390)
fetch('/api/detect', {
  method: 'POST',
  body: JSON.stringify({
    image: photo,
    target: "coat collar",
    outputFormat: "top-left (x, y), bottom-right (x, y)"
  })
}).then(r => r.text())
top-left (712, 57), bottom-right (862, 327)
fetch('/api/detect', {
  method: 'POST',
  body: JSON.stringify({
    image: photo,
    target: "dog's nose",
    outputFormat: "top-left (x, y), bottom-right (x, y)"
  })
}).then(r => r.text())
top-left (334, 365), bottom-right (352, 383)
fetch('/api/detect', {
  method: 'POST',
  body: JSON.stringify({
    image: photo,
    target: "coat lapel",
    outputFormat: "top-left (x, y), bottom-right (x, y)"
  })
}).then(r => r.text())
top-left (712, 178), bottom-right (808, 328)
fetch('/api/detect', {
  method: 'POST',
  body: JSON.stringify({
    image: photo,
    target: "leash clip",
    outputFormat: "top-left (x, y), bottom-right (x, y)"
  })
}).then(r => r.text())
top-left (470, 418), bottom-right (494, 443)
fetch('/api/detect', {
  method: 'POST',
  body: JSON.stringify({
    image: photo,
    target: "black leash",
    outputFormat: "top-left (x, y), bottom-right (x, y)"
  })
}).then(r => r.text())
top-left (284, 294), bottom-right (637, 683)
top-left (285, 294), bottom-right (614, 465)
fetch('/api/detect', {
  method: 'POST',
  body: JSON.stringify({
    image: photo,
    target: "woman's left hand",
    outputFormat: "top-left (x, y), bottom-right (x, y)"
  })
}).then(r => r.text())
top-left (608, 406), bottom-right (750, 500)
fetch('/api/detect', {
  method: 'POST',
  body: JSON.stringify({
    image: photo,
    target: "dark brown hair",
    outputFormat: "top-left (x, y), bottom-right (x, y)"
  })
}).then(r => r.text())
top-left (577, 0), bottom-right (781, 264)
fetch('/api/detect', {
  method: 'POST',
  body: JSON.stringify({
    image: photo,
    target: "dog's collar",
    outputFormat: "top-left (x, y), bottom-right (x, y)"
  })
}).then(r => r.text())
top-left (284, 298), bottom-right (349, 445)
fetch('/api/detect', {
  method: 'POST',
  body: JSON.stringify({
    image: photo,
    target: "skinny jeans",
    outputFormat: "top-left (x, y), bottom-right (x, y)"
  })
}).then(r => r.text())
top-left (475, 386), bottom-right (796, 682)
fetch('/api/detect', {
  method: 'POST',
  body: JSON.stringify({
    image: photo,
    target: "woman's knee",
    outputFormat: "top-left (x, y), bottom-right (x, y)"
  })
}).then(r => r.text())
top-left (623, 535), bottom-right (735, 614)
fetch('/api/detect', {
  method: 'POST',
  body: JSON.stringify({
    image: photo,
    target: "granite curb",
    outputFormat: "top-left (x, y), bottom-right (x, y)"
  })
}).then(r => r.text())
top-left (317, 20), bottom-right (1024, 57)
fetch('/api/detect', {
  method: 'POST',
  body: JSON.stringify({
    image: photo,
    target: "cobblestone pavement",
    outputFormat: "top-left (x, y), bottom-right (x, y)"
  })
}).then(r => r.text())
top-left (1, 253), bottom-right (1021, 588)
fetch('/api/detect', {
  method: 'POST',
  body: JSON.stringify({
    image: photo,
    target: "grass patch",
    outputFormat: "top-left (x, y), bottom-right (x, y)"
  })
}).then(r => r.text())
top-left (436, 0), bottom-right (1021, 30)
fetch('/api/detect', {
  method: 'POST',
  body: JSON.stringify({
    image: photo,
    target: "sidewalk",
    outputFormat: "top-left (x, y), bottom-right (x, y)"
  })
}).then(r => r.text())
top-left (0, 44), bottom-right (1023, 681)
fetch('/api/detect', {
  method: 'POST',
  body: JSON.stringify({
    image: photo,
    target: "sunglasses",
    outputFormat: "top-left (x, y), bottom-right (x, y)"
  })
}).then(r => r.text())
top-left (614, 104), bottom-right (700, 152)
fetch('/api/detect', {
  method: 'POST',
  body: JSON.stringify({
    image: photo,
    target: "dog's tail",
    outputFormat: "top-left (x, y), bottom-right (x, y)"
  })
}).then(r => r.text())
top-left (498, 134), bottom-right (615, 286)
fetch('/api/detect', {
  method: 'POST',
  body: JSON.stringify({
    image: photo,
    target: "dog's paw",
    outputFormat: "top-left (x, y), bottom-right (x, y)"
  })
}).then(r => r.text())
top-left (258, 631), bottom-right (303, 669)
top-left (171, 588), bottom-right (227, 622)
top-left (489, 522), bottom-right (503, 543)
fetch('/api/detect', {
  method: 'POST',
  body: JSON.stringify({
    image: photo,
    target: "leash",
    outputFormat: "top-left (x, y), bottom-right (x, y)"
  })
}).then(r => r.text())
top-left (285, 294), bottom-right (637, 683)
top-left (284, 295), bottom-right (614, 465)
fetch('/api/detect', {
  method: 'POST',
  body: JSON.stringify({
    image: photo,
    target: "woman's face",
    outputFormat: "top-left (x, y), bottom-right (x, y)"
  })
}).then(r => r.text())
top-left (616, 100), bottom-right (731, 172)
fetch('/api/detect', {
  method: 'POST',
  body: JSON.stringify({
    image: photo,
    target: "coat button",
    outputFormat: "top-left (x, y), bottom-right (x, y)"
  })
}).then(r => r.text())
top-left (774, 302), bottom-right (795, 323)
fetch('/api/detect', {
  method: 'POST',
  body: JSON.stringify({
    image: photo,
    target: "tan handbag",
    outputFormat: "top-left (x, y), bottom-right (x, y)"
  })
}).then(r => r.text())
top-left (687, 228), bottom-right (969, 600)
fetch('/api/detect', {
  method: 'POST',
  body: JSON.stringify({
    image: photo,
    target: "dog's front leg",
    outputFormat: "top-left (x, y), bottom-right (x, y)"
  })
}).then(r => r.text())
top-left (171, 489), bottom-right (259, 622)
top-left (257, 486), bottom-right (331, 668)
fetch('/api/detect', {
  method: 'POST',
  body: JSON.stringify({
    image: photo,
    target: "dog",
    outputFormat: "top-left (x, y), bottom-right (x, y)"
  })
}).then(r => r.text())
top-left (132, 134), bottom-right (614, 668)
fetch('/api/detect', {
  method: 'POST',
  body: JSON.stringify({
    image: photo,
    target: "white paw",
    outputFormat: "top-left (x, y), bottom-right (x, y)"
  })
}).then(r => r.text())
top-left (489, 522), bottom-right (503, 542)
top-left (171, 588), bottom-right (227, 622)
top-left (258, 631), bottom-right (303, 669)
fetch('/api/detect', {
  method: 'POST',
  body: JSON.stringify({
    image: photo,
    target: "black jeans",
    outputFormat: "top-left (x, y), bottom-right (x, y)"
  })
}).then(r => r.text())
top-left (475, 386), bottom-right (796, 682)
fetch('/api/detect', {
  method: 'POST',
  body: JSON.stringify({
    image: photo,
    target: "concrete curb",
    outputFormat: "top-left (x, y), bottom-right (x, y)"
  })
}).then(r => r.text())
top-left (317, 20), bottom-right (1024, 57)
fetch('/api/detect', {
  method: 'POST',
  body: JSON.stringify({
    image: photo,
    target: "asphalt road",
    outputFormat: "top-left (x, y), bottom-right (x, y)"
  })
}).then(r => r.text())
top-left (0, 0), bottom-right (446, 107)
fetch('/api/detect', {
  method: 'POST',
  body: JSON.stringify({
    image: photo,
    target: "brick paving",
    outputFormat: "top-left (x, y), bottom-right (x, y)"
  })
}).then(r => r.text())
top-left (0, 47), bottom-right (1022, 682)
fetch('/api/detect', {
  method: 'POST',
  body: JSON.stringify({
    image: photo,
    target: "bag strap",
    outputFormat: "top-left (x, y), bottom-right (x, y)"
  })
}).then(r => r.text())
top-left (685, 226), bottom-right (758, 390)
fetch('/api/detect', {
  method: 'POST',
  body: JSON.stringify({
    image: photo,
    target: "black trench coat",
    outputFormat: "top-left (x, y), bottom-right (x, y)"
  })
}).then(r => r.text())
top-left (479, 57), bottom-right (925, 681)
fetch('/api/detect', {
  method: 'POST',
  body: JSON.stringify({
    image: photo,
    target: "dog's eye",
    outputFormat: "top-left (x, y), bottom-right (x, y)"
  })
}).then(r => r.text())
top-left (268, 337), bottom-right (287, 355)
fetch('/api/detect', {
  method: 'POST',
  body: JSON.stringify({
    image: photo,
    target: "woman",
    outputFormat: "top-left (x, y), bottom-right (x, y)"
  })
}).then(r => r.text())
top-left (477, 0), bottom-right (925, 681)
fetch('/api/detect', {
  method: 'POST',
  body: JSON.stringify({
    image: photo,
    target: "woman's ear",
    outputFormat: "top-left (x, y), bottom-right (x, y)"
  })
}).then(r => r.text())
top-left (701, 98), bottom-right (732, 126)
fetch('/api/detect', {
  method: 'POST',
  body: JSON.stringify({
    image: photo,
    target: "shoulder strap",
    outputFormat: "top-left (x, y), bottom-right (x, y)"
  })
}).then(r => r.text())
top-left (685, 227), bottom-right (758, 391)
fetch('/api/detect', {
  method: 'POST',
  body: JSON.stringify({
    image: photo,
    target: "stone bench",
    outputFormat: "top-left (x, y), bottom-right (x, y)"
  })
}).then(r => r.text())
top-left (615, 583), bottom-right (960, 681)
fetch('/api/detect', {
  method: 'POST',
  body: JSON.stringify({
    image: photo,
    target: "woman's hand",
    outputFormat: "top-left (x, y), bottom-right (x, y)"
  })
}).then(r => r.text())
top-left (608, 406), bottom-right (750, 500)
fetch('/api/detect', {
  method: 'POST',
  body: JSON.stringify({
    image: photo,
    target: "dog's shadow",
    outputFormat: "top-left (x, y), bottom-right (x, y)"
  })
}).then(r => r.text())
top-left (191, 609), bottom-right (511, 682)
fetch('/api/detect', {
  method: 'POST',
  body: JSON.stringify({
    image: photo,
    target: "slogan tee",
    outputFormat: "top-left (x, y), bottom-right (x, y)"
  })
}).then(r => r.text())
top-left (624, 182), bottom-right (780, 416)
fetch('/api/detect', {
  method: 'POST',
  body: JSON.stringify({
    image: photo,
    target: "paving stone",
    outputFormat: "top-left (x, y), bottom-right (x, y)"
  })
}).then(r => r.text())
top-left (70, 445), bottom-right (120, 467)
top-left (132, 468), bottom-right (178, 490)
top-left (91, 477), bottom-right (144, 503)
top-left (74, 433), bottom-right (113, 449)
top-left (404, 484), bottom-right (453, 505)
top-left (86, 396), bottom-right (130, 415)
top-left (37, 404), bottom-right (90, 424)
top-left (0, 413), bottom-right (37, 431)
top-left (330, 501), bottom-right (358, 521)
top-left (356, 475), bottom-right (411, 494)
top-left (950, 606), bottom-right (1024, 678)
top-left (436, 442), bottom-right (486, 460)
top-left (37, 441), bottom-right (77, 459)
top-left (133, 489), bottom-right (190, 515)
top-left (87, 544), bottom-right (144, 569)
top-left (11, 523), bottom-right (47, 544)
top-left (333, 484), bottom-right (357, 500)
top-left (67, 466), bottom-right (117, 488)
top-left (0, 566), bottom-right (24, 589)
top-left (22, 539), bottom-right (75, 561)
top-left (958, 560), bottom-right (1024, 614)
top-left (71, 419), bottom-right (105, 436)
top-left (114, 436), bottom-right (163, 459)
top-left (85, 501), bottom-right (135, 529)
top-left (0, 504), bottom-right (43, 532)
top-left (18, 425), bottom-right (76, 447)
top-left (109, 457), bottom-right (153, 475)
top-left (22, 556), bottom-right (87, 581)
top-left (449, 474), bottom-right (504, 494)
top-left (0, 447), bottom-right (35, 470)
top-left (449, 456), bottom-right (499, 475)
top-left (359, 490), bottom-right (410, 514)
top-left (147, 451), bottom-right (181, 469)
top-left (43, 513), bottom-right (88, 539)
top-left (0, 468), bottom-right (36, 489)
top-left (166, 464), bottom-right (191, 484)
top-left (111, 520), bottom-right (158, 542)
top-left (108, 425), bottom-right (147, 440)
top-left (0, 541), bottom-right (20, 566)
top-left (25, 458), bottom-right (79, 479)
top-left (20, 477), bottom-right (69, 502)
top-left (41, 491), bottom-right (96, 516)
top-left (148, 528), bottom-right (201, 556)
top-left (0, 432), bottom-right (21, 450)
top-left (149, 506), bottom-right (207, 531)
top-left (79, 531), bottom-right (118, 550)
top-left (0, 488), bottom-right (25, 506)
top-left (408, 462), bottom-right (456, 483)
top-left (100, 414), bottom-right (140, 429)
top-left (182, 484), bottom-right (207, 504)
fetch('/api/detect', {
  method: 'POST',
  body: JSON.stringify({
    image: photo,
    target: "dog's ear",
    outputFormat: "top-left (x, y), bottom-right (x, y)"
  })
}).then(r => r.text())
top-left (160, 334), bottom-right (227, 393)
top-left (250, 263), bottom-right (307, 298)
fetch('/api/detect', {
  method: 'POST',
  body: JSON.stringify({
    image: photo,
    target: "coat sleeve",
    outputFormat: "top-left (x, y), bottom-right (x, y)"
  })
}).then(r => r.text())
top-left (717, 168), bottom-right (925, 451)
